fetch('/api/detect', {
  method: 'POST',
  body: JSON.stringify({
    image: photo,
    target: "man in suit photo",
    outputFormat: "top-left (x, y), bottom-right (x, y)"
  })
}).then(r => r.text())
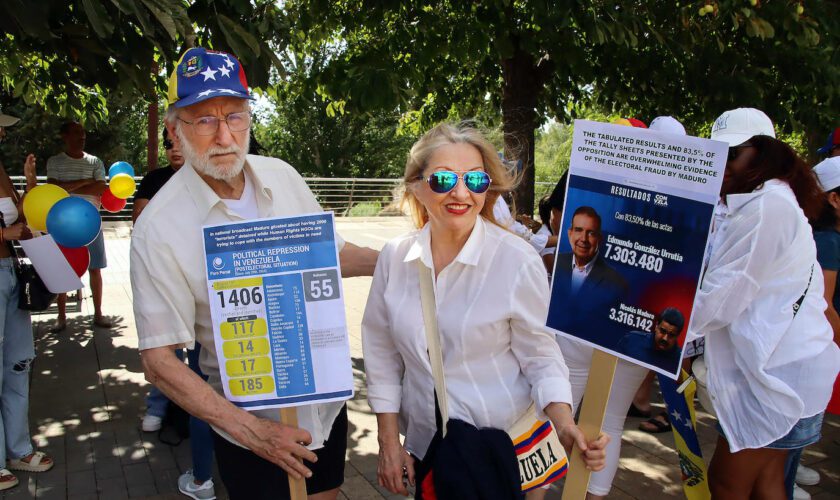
top-left (547, 205), bottom-right (628, 336)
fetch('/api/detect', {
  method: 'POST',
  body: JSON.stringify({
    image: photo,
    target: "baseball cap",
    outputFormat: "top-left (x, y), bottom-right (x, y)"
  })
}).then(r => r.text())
top-left (710, 108), bottom-right (775, 146)
top-left (817, 127), bottom-right (840, 155)
top-left (0, 114), bottom-right (20, 127)
top-left (814, 157), bottom-right (840, 192)
top-left (167, 47), bottom-right (252, 108)
top-left (649, 116), bottom-right (686, 136)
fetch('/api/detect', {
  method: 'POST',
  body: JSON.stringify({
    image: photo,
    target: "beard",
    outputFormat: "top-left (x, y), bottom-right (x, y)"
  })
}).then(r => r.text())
top-left (176, 124), bottom-right (250, 180)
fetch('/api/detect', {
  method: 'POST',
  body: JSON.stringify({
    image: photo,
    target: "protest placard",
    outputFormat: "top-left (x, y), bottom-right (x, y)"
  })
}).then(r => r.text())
top-left (547, 120), bottom-right (727, 379)
top-left (202, 212), bottom-right (353, 410)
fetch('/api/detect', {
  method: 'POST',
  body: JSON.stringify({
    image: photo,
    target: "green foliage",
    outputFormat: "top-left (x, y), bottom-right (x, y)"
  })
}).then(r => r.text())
top-left (253, 50), bottom-right (417, 178)
top-left (348, 201), bottom-right (382, 217)
top-left (283, 0), bottom-right (840, 210)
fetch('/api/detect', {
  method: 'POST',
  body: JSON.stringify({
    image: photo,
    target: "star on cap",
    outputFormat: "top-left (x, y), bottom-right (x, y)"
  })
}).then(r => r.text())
top-left (201, 66), bottom-right (218, 81)
top-left (197, 89), bottom-right (217, 97)
top-left (223, 56), bottom-right (235, 69)
top-left (218, 66), bottom-right (231, 78)
top-left (217, 89), bottom-right (240, 95)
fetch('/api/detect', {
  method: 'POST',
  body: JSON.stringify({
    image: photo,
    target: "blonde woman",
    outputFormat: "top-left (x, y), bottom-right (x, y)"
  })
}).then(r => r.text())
top-left (362, 122), bottom-right (608, 498)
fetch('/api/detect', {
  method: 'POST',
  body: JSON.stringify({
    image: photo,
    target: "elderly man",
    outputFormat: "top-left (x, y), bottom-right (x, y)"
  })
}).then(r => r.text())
top-left (131, 48), bottom-right (378, 500)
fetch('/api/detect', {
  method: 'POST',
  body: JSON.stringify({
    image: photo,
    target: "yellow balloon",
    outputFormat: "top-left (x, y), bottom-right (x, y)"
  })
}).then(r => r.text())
top-left (109, 174), bottom-right (137, 199)
top-left (23, 184), bottom-right (69, 231)
top-left (611, 118), bottom-right (632, 127)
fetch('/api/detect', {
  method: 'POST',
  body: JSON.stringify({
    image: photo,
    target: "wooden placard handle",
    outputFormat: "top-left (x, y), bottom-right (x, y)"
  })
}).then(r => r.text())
top-left (279, 407), bottom-right (308, 500)
top-left (561, 349), bottom-right (618, 500)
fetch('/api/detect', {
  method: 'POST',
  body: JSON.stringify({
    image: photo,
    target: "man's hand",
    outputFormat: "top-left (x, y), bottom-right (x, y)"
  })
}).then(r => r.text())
top-left (3, 222), bottom-right (32, 241)
top-left (238, 417), bottom-right (318, 479)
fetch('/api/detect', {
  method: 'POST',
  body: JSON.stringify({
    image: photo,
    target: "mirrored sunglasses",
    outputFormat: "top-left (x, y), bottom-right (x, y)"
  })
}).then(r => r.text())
top-left (420, 171), bottom-right (492, 194)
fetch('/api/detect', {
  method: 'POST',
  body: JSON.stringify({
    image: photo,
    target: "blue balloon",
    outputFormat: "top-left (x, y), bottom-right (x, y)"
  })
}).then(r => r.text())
top-left (46, 197), bottom-right (102, 248)
top-left (108, 161), bottom-right (135, 178)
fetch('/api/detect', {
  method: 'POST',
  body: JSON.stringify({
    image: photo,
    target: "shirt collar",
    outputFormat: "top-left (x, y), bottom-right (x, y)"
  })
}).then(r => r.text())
top-left (181, 157), bottom-right (274, 220)
top-left (571, 251), bottom-right (598, 272)
top-left (724, 178), bottom-right (788, 213)
top-left (404, 216), bottom-right (487, 268)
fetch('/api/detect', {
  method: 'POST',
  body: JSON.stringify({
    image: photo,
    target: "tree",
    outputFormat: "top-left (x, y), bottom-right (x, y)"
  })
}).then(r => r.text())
top-left (283, 0), bottom-right (839, 213)
top-left (0, 0), bottom-right (290, 122)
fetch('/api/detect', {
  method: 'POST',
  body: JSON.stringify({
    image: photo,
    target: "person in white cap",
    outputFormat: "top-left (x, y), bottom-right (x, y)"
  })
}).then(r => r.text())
top-left (688, 109), bottom-right (839, 499)
top-left (648, 115), bottom-right (687, 136)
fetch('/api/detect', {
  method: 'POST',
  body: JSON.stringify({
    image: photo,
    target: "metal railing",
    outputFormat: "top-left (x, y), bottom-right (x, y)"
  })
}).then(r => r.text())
top-left (12, 176), bottom-right (556, 221)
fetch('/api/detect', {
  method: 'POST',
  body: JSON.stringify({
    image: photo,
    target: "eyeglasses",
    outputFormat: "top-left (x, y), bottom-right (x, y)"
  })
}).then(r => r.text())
top-left (727, 143), bottom-right (754, 162)
top-left (178, 112), bottom-right (251, 136)
top-left (419, 171), bottom-right (492, 194)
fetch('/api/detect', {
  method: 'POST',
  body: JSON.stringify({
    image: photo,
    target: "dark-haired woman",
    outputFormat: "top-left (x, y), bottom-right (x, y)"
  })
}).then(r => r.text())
top-left (691, 124), bottom-right (839, 499)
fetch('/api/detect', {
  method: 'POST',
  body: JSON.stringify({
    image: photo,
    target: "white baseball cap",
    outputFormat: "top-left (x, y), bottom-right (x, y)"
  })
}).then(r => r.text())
top-left (710, 108), bottom-right (775, 146)
top-left (649, 116), bottom-right (686, 136)
top-left (814, 157), bottom-right (840, 192)
top-left (0, 114), bottom-right (20, 127)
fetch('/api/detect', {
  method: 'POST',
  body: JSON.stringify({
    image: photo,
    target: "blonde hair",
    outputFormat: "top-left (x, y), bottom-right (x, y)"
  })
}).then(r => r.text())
top-left (401, 122), bottom-right (519, 229)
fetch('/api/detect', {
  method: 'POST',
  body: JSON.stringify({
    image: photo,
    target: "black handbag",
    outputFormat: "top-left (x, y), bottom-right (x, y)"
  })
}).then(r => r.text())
top-left (0, 214), bottom-right (56, 311)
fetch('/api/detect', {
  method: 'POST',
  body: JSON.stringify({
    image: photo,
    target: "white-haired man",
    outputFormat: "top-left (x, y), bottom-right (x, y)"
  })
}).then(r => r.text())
top-left (131, 47), bottom-right (378, 500)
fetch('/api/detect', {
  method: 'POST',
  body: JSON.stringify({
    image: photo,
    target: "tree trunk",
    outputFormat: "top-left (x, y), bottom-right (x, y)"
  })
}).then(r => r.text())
top-left (147, 61), bottom-right (159, 171)
top-left (501, 47), bottom-right (540, 216)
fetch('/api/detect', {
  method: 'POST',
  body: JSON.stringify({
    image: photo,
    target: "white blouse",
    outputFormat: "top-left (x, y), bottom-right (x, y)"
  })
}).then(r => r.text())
top-left (689, 180), bottom-right (840, 452)
top-left (362, 216), bottom-right (573, 459)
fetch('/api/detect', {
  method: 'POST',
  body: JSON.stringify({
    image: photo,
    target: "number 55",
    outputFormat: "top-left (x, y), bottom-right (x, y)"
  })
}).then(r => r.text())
top-left (310, 279), bottom-right (333, 299)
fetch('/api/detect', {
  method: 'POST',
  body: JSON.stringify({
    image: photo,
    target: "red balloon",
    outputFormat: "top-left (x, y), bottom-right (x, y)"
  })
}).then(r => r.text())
top-left (101, 188), bottom-right (127, 213)
top-left (58, 245), bottom-right (90, 277)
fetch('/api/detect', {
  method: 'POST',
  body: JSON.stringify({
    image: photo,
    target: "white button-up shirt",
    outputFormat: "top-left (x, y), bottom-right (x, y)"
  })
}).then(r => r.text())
top-left (361, 216), bottom-right (573, 459)
top-left (570, 253), bottom-right (596, 293)
top-left (689, 180), bottom-right (840, 452)
top-left (131, 155), bottom-right (345, 450)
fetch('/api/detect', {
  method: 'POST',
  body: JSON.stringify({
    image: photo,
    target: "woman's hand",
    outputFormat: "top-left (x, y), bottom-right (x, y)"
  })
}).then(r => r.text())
top-left (555, 423), bottom-right (610, 472)
top-left (3, 223), bottom-right (32, 242)
top-left (377, 437), bottom-right (415, 495)
top-left (544, 402), bottom-right (610, 472)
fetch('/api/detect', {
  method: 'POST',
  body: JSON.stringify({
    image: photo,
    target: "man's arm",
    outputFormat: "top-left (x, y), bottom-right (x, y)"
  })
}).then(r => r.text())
top-left (339, 242), bottom-right (379, 277)
top-left (46, 177), bottom-right (96, 192)
top-left (73, 180), bottom-right (107, 196)
top-left (141, 346), bottom-right (318, 478)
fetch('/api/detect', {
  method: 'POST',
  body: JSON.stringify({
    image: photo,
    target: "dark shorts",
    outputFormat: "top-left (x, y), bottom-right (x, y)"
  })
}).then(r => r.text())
top-left (212, 404), bottom-right (348, 499)
top-left (716, 412), bottom-right (823, 450)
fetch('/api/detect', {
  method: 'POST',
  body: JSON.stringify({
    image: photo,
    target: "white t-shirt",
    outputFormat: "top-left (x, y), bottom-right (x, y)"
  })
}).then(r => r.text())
top-left (220, 170), bottom-right (259, 220)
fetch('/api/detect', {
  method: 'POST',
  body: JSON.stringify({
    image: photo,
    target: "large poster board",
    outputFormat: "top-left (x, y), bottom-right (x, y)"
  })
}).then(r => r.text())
top-left (547, 120), bottom-right (727, 379)
top-left (202, 212), bottom-right (353, 410)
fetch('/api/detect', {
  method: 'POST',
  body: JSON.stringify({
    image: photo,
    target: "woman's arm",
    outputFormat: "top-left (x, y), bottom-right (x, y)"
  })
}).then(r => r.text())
top-left (821, 269), bottom-right (840, 346)
top-left (375, 413), bottom-right (414, 495)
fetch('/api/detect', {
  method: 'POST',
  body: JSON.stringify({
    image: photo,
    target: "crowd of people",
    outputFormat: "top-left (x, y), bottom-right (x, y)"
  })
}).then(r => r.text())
top-left (0, 44), bottom-right (837, 500)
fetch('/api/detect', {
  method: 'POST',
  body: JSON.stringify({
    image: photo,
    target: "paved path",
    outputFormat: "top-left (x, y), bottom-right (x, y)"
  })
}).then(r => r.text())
top-left (6, 218), bottom-right (838, 498)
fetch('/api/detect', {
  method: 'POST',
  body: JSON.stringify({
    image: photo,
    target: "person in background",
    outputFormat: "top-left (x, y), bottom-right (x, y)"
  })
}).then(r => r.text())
top-left (794, 155), bottom-right (840, 500)
top-left (132, 128), bottom-right (185, 222)
top-left (816, 127), bottom-right (840, 159)
top-left (0, 112), bottom-right (54, 491)
top-left (46, 121), bottom-right (110, 331)
top-left (691, 108), bottom-right (839, 499)
top-left (362, 123), bottom-right (608, 499)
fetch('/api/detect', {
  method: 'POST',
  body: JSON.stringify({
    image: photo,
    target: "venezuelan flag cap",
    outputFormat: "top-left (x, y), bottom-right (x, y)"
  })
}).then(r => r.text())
top-left (167, 47), bottom-right (253, 108)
